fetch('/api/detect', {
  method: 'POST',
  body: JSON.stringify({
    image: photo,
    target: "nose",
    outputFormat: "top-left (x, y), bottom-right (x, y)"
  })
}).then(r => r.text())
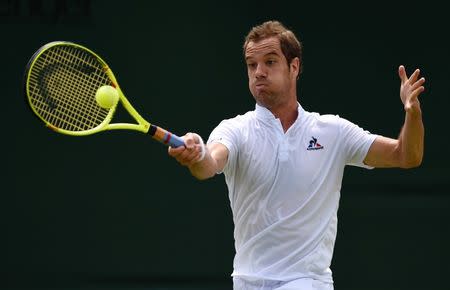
top-left (255, 63), bottom-right (267, 79)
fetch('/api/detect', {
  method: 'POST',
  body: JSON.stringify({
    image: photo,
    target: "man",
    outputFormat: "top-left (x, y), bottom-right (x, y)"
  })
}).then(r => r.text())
top-left (168, 21), bottom-right (425, 290)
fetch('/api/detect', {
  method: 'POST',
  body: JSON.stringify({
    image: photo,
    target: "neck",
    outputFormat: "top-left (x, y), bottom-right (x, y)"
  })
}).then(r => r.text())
top-left (269, 100), bottom-right (298, 132)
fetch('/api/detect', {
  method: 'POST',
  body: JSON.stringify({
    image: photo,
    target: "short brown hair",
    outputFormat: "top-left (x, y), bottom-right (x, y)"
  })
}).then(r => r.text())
top-left (243, 20), bottom-right (303, 74)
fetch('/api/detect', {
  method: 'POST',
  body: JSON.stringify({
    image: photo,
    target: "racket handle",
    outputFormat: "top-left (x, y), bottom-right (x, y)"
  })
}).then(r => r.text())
top-left (148, 124), bottom-right (185, 147)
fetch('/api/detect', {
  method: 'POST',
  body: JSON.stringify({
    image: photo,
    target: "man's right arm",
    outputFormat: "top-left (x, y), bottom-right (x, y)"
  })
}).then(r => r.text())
top-left (168, 133), bottom-right (229, 180)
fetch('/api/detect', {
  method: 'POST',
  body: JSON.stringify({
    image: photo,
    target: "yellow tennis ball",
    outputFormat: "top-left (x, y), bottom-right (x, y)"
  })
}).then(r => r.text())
top-left (95, 85), bottom-right (119, 109)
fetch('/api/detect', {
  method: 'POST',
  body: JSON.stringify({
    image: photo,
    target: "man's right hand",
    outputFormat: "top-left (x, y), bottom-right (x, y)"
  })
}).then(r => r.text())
top-left (168, 132), bottom-right (205, 167)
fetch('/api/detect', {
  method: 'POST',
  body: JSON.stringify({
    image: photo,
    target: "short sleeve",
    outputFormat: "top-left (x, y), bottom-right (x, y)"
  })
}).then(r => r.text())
top-left (207, 118), bottom-right (242, 174)
top-left (338, 117), bottom-right (377, 169)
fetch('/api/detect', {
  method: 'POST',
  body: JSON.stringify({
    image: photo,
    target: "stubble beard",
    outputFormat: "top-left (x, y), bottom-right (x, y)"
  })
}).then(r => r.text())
top-left (254, 91), bottom-right (277, 109)
top-left (253, 85), bottom-right (289, 110)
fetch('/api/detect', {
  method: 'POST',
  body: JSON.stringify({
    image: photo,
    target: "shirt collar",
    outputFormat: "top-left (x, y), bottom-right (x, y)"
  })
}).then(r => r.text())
top-left (255, 103), bottom-right (277, 121)
top-left (255, 102), bottom-right (305, 125)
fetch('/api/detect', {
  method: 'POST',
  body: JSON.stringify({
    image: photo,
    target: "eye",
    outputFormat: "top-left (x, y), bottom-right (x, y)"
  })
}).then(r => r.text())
top-left (266, 59), bottom-right (276, 66)
top-left (247, 62), bottom-right (256, 69)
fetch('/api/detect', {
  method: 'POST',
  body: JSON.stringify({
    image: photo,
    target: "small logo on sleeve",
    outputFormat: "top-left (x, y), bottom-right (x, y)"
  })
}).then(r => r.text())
top-left (307, 137), bottom-right (324, 150)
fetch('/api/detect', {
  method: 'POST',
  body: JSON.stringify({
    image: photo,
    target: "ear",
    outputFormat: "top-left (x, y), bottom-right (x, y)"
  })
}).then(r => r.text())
top-left (290, 57), bottom-right (300, 79)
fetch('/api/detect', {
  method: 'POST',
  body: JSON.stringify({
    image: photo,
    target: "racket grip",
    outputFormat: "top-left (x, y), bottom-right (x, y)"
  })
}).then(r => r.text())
top-left (148, 124), bottom-right (185, 147)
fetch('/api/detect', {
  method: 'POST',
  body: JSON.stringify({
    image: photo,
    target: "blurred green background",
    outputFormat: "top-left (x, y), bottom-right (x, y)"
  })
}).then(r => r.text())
top-left (2, 0), bottom-right (449, 289)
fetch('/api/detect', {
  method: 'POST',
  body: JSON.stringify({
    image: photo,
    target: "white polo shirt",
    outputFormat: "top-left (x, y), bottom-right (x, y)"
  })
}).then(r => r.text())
top-left (207, 103), bottom-right (377, 283)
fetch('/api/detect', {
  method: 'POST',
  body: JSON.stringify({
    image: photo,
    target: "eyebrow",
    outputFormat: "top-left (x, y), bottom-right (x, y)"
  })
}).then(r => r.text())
top-left (245, 51), bottom-right (281, 61)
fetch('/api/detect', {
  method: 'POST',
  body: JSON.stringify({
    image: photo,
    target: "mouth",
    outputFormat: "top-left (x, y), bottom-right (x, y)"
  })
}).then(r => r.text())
top-left (255, 83), bottom-right (268, 89)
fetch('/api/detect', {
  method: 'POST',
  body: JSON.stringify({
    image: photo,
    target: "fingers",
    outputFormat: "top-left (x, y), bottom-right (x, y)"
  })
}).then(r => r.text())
top-left (408, 68), bottom-right (421, 84)
top-left (398, 65), bottom-right (407, 84)
top-left (411, 85), bottom-right (425, 100)
top-left (399, 65), bottom-right (424, 85)
top-left (167, 132), bottom-right (205, 166)
top-left (399, 65), bottom-right (426, 96)
top-left (411, 76), bottom-right (426, 92)
top-left (404, 84), bottom-right (425, 113)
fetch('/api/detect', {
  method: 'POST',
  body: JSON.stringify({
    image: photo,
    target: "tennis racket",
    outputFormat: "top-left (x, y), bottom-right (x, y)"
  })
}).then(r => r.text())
top-left (24, 41), bottom-right (185, 147)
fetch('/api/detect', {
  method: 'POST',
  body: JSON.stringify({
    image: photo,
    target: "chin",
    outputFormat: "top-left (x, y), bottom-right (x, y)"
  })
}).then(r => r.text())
top-left (254, 95), bottom-right (275, 109)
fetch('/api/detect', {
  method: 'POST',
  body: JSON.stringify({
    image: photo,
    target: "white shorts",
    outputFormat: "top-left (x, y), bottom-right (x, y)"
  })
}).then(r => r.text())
top-left (233, 277), bottom-right (334, 290)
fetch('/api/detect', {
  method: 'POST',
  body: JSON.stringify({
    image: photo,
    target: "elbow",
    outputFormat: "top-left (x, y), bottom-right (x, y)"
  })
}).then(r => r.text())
top-left (193, 174), bottom-right (213, 181)
top-left (191, 170), bottom-right (215, 181)
top-left (400, 154), bottom-right (423, 169)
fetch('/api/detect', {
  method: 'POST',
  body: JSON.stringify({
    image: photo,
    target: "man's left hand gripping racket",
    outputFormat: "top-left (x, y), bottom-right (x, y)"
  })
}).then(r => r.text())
top-left (24, 41), bottom-right (185, 148)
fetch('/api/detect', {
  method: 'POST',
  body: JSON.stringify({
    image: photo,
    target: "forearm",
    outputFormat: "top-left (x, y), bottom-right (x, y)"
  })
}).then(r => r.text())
top-left (188, 151), bottom-right (219, 180)
top-left (187, 142), bottom-right (228, 180)
top-left (398, 109), bottom-right (424, 168)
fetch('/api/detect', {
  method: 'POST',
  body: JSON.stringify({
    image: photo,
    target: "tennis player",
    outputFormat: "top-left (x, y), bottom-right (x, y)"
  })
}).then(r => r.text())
top-left (168, 20), bottom-right (425, 290)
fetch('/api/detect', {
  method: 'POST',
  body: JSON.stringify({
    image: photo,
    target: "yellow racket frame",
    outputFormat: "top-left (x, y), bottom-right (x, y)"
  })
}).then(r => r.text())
top-left (25, 41), bottom-right (150, 136)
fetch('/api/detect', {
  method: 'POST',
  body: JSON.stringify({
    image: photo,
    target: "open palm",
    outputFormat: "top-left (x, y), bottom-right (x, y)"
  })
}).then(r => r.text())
top-left (398, 65), bottom-right (425, 114)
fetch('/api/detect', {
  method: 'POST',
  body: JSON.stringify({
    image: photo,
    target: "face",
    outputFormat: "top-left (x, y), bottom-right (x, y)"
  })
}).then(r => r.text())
top-left (245, 37), bottom-right (299, 109)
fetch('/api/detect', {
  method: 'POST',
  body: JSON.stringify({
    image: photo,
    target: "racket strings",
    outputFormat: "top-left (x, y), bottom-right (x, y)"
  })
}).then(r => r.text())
top-left (49, 46), bottom-right (109, 130)
top-left (52, 46), bottom-right (105, 129)
top-left (28, 45), bottom-right (112, 131)
top-left (30, 50), bottom-right (102, 131)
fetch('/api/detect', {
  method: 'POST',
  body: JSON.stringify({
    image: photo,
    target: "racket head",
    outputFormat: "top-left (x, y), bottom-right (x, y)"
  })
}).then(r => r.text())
top-left (24, 41), bottom-right (118, 136)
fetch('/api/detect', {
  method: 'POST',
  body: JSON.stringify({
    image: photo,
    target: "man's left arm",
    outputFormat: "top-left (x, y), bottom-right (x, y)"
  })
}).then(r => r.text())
top-left (364, 65), bottom-right (425, 168)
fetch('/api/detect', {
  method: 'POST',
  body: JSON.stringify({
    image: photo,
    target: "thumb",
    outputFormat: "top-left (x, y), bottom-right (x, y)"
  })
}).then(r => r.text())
top-left (184, 133), bottom-right (195, 149)
top-left (398, 65), bottom-right (407, 84)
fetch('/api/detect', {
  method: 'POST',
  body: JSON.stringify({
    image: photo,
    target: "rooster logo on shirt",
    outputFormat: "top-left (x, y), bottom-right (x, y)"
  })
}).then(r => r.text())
top-left (307, 137), bottom-right (324, 150)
